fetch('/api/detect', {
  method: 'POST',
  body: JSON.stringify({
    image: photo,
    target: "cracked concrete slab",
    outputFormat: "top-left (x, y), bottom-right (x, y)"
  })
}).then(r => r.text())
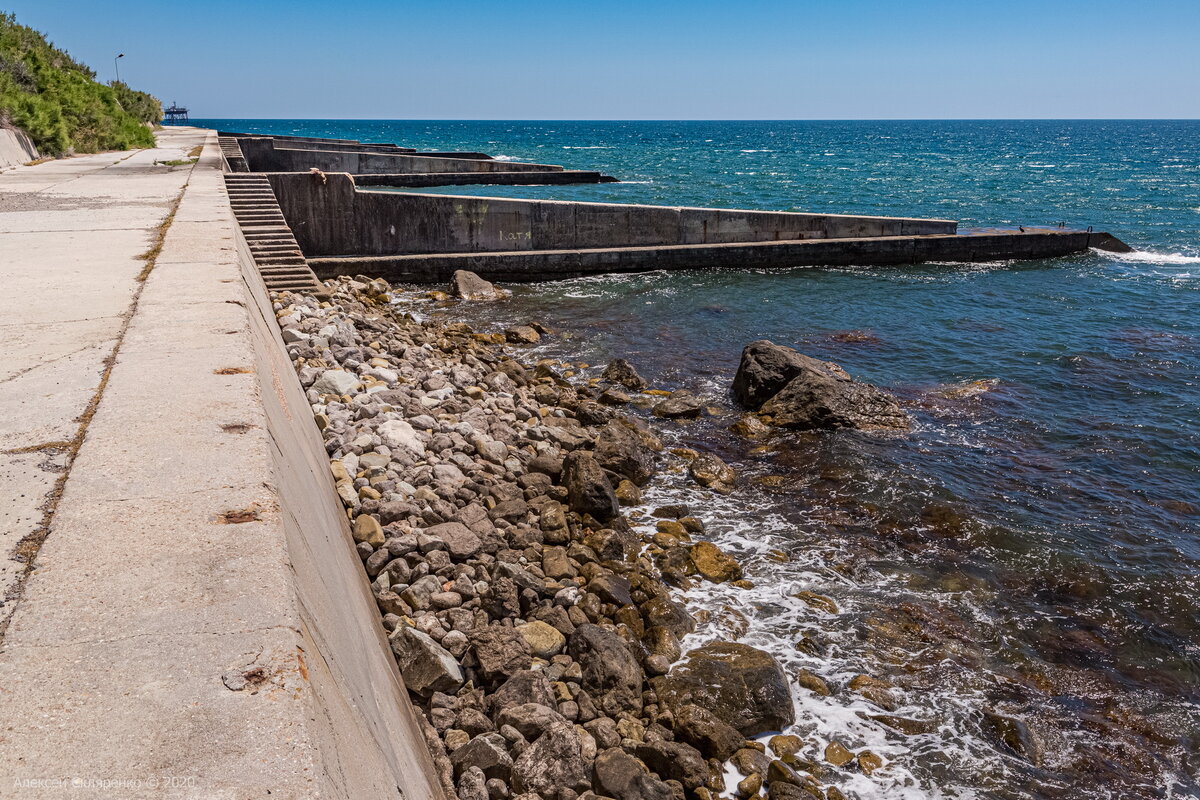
top-left (0, 127), bottom-right (203, 623)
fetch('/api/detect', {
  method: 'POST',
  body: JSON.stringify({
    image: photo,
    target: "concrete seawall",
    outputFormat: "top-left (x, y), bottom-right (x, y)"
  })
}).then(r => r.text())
top-left (240, 137), bottom-right (567, 175)
top-left (268, 172), bottom-right (956, 258)
top-left (0, 129), bottom-right (443, 799)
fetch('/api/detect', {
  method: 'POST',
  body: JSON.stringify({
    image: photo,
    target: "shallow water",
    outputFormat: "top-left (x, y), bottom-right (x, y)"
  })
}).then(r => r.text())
top-left (203, 119), bottom-right (1200, 798)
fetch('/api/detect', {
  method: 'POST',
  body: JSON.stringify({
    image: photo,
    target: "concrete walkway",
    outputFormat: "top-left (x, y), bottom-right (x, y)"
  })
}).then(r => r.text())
top-left (0, 128), bottom-right (442, 799)
top-left (0, 127), bottom-right (205, 630)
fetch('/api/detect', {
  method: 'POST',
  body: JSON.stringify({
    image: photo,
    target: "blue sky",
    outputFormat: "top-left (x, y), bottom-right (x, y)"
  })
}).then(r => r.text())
top-left (8, 0), bottom-right (1199, 119)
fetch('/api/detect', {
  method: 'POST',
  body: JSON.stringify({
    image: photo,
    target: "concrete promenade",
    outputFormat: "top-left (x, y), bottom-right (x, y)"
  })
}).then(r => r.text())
top-left (0, 129), bottom-right (441, 798)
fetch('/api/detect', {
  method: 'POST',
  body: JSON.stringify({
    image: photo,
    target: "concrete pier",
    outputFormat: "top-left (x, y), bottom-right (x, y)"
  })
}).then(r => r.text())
top-left (0, 129), bottom-right (442, 799)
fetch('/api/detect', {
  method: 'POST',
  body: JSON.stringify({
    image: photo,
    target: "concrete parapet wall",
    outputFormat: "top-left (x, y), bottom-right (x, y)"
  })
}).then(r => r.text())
top-left (267, 172), bottom-right (956, 258)
top-left (241, 138), bottom-right (564, 175)
top-left (309, 230), bottom-right (1100, 283)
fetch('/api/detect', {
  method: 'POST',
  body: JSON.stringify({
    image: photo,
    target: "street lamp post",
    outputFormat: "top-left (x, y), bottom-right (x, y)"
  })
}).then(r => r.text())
top-left (114, 53), bottom-right (124, 84)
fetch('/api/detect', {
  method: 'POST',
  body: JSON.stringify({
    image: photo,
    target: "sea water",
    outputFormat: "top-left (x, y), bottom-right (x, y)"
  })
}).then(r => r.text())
top-left (200, 119), bottom-right (1200, 799)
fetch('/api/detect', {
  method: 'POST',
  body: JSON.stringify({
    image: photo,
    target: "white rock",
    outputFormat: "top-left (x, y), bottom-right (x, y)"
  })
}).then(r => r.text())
top-left (378, 420), bottom-right (424, 455)
top-left (313, 369), bottom-right (362, 396)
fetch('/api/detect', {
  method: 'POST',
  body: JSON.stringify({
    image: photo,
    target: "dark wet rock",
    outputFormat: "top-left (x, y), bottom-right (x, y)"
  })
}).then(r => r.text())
top-left (641, 596), bottom-right (695, 640)
top-left (450, 732), bottom-right (512, 781)
top-left (794, 669), bottom-right (832, 697)
top-left (569, 623), bottom-right (644, 717)
top-left (687, 452), bottom-right (736, 493)
top-left (735, 341), bottom-right (907, 430)
top-left (563, 451), bottom-right (619, 522)
top-left (389, 626), bottom-right (464, 697)
top-left (599, 387), bottom-right (632, 405)
top-left (602, 358), bottom-right (648, 390)
top-left (656, 642), bottom-right (794, 736)
top-left (847, 674), bottom-right (899, 711)
top-left (688, 541), bottom-right (743, 583)
top-left (633, 740), bottom-right (709, 790)
top-left (734, 339), bottom-right (908, 429)
top-left (857, 750), bottom-right (884, 775)
top-left (589, 572), bottom-right (634, 606)
top-left (982, 710), bottom-right (1043, 765)
top-left (592, 748), bottom-right (674, 800)
top-left (506, 325), bottom-right (541, 344)
top-left (676, 705), bottom-right (739, 762)
top-left (733, 748), bottom-right (772, 778)
top-left (823, 740), bottom-right (854, 767)
top-left (867, 713), bottom-right (937, 736)
top-left (595, 419), bottom-right (659, 486)
top-left (732, 340), bottom-right (814, 409)
top-left (473, 624), bottom-right (533, 683)
top-left (651, 392), bottom-right (703, 420)
top-left (511, 719), bottom-right (592, 795)
top-left (452, 269), bottom-right (509, 301)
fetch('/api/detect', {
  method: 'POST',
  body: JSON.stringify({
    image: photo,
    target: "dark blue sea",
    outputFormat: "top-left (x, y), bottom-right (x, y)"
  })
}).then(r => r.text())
top-left (200, 120), bottom-right (1200, 799)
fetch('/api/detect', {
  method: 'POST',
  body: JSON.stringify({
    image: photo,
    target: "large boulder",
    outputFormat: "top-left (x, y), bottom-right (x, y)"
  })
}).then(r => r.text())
top-left (656, 642), bottom-right (794, 736)
top-left (562, 451), bottom-right (619, 522)
top-left (732, 340), bottom-right (812, 409)
top-left (511, 719), bottom-right (592, 794)
top-left (594, 419), bottom-right (660, 486)
top-left (488, 670), bottom-right (557, 715)
top-left (388, 626), bottom-right (464, 697)
top-left (451, 269), bottom-right (510, 300)
top-left (734, 340), bottom-right (908, 431)
top-left (568, 623), bottom-right (645, 717)
top-left (592, 748), bottom-right (674, 800)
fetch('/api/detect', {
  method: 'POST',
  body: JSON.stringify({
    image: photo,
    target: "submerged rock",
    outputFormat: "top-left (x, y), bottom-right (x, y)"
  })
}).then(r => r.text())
top-left (656, 641), bottom-right (794, 736)
top-left (734, 340), bottom-right (908, 431)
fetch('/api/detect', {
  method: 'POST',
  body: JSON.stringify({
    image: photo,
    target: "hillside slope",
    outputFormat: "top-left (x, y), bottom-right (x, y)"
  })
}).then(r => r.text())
top-left (0, 12), bottom-right (161, 156)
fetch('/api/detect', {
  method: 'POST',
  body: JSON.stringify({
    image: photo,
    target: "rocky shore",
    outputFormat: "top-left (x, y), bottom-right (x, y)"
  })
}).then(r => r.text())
top-left (271, 274), bottom-right (892, 800)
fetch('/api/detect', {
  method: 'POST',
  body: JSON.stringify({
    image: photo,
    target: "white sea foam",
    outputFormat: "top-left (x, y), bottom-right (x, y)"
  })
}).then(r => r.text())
top-left (562, 145), bottom-right (613, 149)
top-left (491, 154), bottom-right (523, 162)
top-left (1102, 248), bottom-right (1200, 265)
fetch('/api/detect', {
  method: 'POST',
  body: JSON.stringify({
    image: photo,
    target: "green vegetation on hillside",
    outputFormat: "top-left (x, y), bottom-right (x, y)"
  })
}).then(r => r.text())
top-left (0, 12), bottom-right (161, 156)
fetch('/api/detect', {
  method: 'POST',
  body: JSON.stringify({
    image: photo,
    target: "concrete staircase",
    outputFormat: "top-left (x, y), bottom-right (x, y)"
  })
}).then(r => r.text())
top-left (224, 174), bottom-right (324, 294)
top-left (218, 135), bottom-right (248, 172)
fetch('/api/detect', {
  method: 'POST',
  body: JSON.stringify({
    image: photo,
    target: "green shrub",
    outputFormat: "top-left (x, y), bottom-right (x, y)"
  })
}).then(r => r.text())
top-left (0, 12), bottom-right (160, 156)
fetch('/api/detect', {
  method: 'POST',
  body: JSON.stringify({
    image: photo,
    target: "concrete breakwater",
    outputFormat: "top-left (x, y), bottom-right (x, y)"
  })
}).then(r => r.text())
top-left (216, 132), bottom-right (1129, 286)
top-left (273, 274), bottom-right (879, 800)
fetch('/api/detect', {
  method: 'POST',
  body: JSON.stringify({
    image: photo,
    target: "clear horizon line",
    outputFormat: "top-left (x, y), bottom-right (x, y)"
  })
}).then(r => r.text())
top-left (187, 116), bottom-right (1200, 123)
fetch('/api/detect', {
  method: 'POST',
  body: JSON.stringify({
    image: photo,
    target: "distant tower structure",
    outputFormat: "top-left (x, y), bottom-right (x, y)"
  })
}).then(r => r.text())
top-left (163, 102), bottom-right (189, 125)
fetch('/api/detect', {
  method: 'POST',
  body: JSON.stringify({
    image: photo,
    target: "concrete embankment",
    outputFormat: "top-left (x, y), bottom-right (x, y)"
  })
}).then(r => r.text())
top-left (240, 136), bottom-right (568, 175)
top-left (0, 128), bottom-right (441, 798)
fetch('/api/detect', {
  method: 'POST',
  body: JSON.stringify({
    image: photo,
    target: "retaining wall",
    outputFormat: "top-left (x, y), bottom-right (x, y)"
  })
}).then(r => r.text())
top-left (268, 172), bottom-right (956, 258)
top-left (0, 126), bottom-right (38, 168)
top-left (241, 138), bottom-right (564, 175)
